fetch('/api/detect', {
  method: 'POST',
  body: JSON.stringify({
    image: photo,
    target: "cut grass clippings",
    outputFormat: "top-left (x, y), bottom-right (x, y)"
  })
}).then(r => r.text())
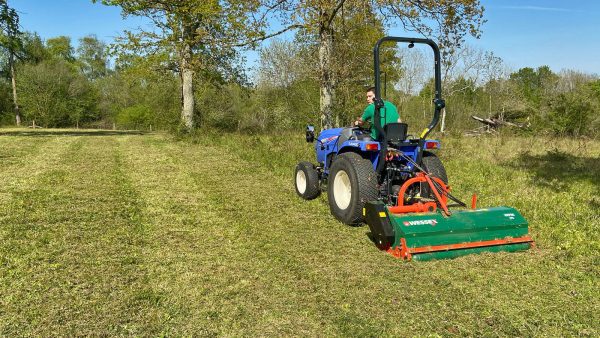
top-left (0, 128), bottom-right (598, 336)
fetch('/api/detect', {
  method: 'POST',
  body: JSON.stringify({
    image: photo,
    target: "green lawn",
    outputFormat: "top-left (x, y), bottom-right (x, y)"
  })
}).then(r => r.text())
top-left (0, 128), bottom-right (598, 336)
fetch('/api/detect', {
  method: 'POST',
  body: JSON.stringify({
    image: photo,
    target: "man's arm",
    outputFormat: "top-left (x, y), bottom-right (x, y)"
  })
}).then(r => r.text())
top-left (355, 104), bottom-right (374, 126)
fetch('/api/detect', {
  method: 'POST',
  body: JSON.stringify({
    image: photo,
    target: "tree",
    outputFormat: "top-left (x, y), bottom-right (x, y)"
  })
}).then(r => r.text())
top-left (254, 7), bottom-right (396, 129)
top-left (256, 38), bottom-right (311, 89)
top-left (0, 0), bottom-right (22, 125)
top-left (95, 0), bottom-right (292, 131)
top-left (77, 35), bottom-right (109, 80)
top-left (19, 32), bottom-right (49, 64)
top-left (510, 66), bottom-right (558, 105)
top-left (255, 38), bottom-right (319, 130)
top-left (331, 6), bottom-right (400, 126)
top-left (46, 36), bottom-right (75, 62)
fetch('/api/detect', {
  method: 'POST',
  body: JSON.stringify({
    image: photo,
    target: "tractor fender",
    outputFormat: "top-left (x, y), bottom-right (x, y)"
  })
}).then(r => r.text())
top-left (338, 140), bottom-right (381, 171)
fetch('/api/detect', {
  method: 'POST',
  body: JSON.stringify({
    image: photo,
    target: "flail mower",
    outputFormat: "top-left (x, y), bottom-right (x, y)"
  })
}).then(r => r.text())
top-left (294, 36), bottom-right (534, 261)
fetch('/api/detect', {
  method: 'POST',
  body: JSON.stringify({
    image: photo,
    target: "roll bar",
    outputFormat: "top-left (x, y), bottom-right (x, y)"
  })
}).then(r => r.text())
top-left (373, 37), bottom-right (445, 175)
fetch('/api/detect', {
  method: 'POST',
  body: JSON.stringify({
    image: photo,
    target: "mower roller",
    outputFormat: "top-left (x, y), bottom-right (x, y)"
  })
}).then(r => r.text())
top-left (294, 36), bottom-right (533, 260)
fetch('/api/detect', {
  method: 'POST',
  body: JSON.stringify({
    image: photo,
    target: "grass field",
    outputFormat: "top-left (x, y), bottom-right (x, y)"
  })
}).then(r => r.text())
top-left (0, 128), bottom-right (598, 336)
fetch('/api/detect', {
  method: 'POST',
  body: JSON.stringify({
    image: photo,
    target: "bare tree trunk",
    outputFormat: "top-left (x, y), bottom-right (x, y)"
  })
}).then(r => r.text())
top-left (180, 42), bottom-right (195, 130)
top-left (440, 108), bottom-right (446, 133)
top-left (9, 55), bottom-right (20, 126)
top-left (319, 27), bottom-right (334, 129)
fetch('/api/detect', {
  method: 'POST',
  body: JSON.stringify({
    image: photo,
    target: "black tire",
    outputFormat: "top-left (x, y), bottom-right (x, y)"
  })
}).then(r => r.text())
top-left (294, 162), bottom-right (321, 200)
top-left (327, 152), bottom-right (378, 225)
top-left (421, 151), bottom-right (448, 198)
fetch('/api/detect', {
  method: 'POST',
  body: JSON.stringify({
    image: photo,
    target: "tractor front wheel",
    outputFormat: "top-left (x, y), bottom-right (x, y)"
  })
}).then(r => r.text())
top-left (327, 152), bottom-right (378, 225)
top-left (295, 162), bottom-right (321, 200)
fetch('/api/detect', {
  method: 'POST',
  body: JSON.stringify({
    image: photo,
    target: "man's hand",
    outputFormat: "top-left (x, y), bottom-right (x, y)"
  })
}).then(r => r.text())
top-left (354, 118), bottom-right (364, 126)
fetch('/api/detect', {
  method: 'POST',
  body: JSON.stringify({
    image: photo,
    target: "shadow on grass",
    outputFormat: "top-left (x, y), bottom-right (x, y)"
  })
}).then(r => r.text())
top-left (0, 130), bottom-right (146, 137)
top-left (505, 149), bottom-right (600, 192)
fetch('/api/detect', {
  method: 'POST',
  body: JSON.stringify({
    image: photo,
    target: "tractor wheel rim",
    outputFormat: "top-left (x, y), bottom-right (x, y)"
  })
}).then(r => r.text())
top-left (296, 170), bottom-right (307, 194)
top-left (333, 170), bottom-right (352, 210)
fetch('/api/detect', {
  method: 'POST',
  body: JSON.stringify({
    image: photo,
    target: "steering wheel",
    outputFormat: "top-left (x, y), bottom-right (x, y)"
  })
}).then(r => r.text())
top-left (351, 121), bottom-right (370, 132)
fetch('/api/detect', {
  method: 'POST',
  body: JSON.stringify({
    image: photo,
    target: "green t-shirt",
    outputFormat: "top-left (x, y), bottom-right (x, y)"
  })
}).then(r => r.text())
top-left (361, 100), bottom-right (400, 139)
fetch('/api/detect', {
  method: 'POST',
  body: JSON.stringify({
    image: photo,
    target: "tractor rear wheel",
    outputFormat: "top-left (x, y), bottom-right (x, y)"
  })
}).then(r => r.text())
top-left (421, 151), bottom-right (448, 198)
top-left (295, 162), bottom-right (321, 200)
top-left (327, 152), bottom-right (378, 225)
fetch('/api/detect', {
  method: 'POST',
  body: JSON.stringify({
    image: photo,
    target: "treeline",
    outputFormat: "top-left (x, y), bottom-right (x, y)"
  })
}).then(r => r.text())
top-left (1, 31), bottom-right (599, 137)
top-left (0, 32), bottom-right (180, 130)
top-left (248, 41), bottom-right (600, 137)
top-left (0, 1), bottom-right (598, 137)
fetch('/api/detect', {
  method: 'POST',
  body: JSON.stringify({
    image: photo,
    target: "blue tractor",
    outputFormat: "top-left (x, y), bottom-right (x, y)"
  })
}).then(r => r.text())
top-left (294, 37), bottom-right (533, 260)
top-left (294, 36), bottom-right (448, 225)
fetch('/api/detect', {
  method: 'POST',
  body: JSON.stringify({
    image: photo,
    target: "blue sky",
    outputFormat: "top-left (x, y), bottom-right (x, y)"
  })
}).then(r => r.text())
top-left (10, 0), bottom-right (600, 75)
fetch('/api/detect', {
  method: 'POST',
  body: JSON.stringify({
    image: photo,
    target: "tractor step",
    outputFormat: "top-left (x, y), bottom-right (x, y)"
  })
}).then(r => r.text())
top-left (364, 201), bottom-right (534, 261)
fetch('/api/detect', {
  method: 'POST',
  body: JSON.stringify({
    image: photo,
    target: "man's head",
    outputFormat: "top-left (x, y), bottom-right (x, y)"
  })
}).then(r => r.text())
top-left (366, 86), bottom-right (376, 104)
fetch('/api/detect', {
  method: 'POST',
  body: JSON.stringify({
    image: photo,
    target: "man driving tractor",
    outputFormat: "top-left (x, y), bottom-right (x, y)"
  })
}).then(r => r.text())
top-left (354, 86), bottom-right (401, 139)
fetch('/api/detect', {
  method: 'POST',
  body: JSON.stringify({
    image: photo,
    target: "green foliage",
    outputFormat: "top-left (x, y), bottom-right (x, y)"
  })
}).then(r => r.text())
top-left (509, 66), bottom-right (559, 105)
top-left (17, 59), bottom-right (98, 127)
top-left (0, 77), bottom-right (12, 124)
top-left (18, 32), bottom-right (48, 64)
top-left (254, 38), bottom-right (320, 130)
top-left (0, 0), bottom-right (21, 52)
top-left (46, 36), bottom-right (75, 62)
top-left (77, 35), bottom-right (109, 80)
top-left (95, 55), bottom-right (180, 130)
top-left (547, 85), bottom-right (599, 136)
top-left (94, 0), bottom-right (280, 129)
top-left (332, 7), bottom-right (401, 125)
top-left (115, 104), bottom-right (153, 129)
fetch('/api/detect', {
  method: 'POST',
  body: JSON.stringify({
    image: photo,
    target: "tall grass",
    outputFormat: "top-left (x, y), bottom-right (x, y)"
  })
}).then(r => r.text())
top-left (0, 128), bottom-right (598, 336)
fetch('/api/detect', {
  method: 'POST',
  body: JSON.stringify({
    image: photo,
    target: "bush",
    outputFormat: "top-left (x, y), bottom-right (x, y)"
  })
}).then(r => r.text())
top-left (116, 104), bottom-right (154, 130)
top-left (546, 87), bottom-right (598, 136)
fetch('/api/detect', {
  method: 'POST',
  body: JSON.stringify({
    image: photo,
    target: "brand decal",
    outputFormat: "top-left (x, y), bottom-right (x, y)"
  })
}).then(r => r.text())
top-left (348, 142), bottom-right (360, 147)
top-left (320, 136), bottom-right (338, 143)
top-left (504, 213), bottom-right (515, 220)
top-left (403, 219), bottom-right (438, 226)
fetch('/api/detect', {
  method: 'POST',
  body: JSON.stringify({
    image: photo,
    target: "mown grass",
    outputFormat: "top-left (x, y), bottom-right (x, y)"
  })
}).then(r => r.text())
top-left (0, 127), bottom-right (598, 336)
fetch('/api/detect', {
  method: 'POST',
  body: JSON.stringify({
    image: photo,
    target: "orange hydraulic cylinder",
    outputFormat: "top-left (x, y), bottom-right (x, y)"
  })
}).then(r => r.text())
top-left (388, 201), bottom-right (437, 214)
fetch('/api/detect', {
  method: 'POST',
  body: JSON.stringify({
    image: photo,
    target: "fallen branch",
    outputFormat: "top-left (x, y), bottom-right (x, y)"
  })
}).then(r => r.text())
top-left (466, 115), bottom-right (530, 136)
top-left (471, 115), bottom-right (530, 128)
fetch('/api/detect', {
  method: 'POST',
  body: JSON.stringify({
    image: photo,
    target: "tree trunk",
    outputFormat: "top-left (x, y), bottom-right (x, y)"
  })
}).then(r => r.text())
top-left (9, 55), bottom-right (20, 126)
top-left (440, 108), bottom-right (446, 133)
top-left (180, 41), bottom-right (195, 130)
top-left (319, 27), bottom-right (334, 129)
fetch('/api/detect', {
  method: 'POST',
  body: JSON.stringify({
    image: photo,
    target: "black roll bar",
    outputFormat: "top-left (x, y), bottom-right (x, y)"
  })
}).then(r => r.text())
top-left (373, 36), bottom-right (445, 175)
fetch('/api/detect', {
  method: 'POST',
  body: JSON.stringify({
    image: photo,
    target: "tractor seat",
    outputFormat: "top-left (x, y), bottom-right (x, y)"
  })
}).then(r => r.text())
top-left (384, 123), bottom-right (408, 144)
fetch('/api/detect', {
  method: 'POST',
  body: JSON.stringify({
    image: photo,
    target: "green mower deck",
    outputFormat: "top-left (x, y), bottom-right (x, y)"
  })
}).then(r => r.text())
top-left (365, 201), bottom-right (534, 261)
